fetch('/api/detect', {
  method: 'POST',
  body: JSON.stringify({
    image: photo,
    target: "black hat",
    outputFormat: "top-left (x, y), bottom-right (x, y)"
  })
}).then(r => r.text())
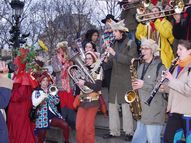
top-left (101, 14), bottom-right (118, 24)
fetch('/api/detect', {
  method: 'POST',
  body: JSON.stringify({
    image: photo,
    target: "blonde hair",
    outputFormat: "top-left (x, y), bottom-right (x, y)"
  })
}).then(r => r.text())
top-left (56, 41), bottom-right (68, 51)
top-left (56, 41), bottom-right (69, 59)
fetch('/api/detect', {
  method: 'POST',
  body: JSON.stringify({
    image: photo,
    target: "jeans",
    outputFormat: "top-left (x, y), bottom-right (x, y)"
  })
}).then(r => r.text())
top-left (132, 121), bottom-right (163, 143)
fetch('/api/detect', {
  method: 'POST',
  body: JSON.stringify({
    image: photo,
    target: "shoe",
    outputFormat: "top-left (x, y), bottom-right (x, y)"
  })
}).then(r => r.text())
top-left (125, 134), bottom-right (133, 141)
top-left (103, 134), bottom-right (116, 139)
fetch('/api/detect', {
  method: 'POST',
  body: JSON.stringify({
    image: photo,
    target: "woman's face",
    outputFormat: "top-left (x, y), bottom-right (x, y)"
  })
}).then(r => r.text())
top-left (151, 7), bottom-right (160, 18)
top-left (85, 54), bottom-right (94, 66)
top-left (85, 43), bottom-right (94, 52)
top-left (113, 30), bottom-right (123, 40)
top-left (40, 77), bottom-right (49, 88)
top-left (177, 44), bottom-right (191, 60)
top-left (91, 32), bottom-right (99, 42)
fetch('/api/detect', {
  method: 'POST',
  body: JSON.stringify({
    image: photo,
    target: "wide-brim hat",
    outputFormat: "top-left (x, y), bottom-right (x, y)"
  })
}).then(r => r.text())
top-left (110, 19), bottom-right (129, 32)
top-left (101, 14), bottom-right (118, 24)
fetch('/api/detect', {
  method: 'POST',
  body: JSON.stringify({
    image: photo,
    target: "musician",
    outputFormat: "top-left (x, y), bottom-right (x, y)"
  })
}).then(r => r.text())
top-left (0, 61), bottom-right (13, 143)
top-left (163, 40), bottom-right (191, 142)
top-left (172, 0), bottom-right (191, 41)
top-left (120, 0), bottom-right (139, 41)
top-left (52, 41), bottom-right (76, 129)
top-left (103, 20), bottom-right (137, 141)
top-left (136, 5), bottom-right (175, 68)
top-left (75, 51), bottom-right (103, 143)
top-left (84, 43), bottom-right (107, 116)
top-left (32, 71), bottom-right (70, 143)
top-left (131, 38), bottom-right (167, 143)
top-left (101, 14), bottom-right (117, 90)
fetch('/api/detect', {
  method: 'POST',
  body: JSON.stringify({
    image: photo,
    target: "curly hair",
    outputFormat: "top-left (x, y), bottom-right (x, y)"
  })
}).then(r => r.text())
top-left (85, 29), bottom-right (99, 41)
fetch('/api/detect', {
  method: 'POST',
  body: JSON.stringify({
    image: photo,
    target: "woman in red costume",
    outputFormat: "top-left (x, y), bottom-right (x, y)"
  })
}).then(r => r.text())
top-left (53, 41), bottom-right (76, 129)
top-left (7, 48), bottom-right (38, 143)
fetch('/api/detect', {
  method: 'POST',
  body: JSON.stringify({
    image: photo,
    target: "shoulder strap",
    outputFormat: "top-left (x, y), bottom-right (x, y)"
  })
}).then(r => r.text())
top-left (156, 62), bottom-right (163, 78)
top-left (127, 39), bottom-right (133, 49)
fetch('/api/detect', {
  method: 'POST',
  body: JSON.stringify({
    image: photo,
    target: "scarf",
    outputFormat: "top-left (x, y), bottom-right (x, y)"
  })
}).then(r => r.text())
top-left (177, 55), bottom-right (191, 67)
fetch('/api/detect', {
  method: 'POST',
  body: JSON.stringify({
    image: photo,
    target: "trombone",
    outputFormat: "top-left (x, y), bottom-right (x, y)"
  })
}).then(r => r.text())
top-left (136, 0), bottom-right (188, 23)
top-left (118, 0), bottom-right (141, 10)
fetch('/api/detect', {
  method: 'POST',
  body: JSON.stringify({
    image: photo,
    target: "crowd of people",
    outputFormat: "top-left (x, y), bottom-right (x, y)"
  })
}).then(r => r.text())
top-left (0, 0), bottom-right (191, 143)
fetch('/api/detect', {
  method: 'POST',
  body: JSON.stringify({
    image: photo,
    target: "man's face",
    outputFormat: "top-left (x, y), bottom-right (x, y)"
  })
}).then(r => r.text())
top-left (140, 46), bottom-right (153, 60)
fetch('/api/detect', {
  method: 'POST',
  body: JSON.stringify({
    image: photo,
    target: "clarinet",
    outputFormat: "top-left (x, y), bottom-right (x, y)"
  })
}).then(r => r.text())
top-left (144, 56), bottom-right (179, 106)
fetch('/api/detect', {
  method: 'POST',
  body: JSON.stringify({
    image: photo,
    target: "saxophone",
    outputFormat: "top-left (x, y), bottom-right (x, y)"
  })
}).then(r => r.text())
top-left (124, 55), bottom-right (143, 120)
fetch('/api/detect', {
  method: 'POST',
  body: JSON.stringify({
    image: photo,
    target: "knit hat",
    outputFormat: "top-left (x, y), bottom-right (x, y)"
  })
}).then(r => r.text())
top-left (110, 20), bottom-right (129, 32)
top-left (141, 38), bottom-right (160, 56)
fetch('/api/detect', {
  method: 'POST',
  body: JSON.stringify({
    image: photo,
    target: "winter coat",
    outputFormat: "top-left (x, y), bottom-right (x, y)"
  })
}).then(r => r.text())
top-left (167, 63), bottom-right (191, 115)
top-left (0, 77), bottom-right (13, 143)
top-left (108, 35), bottom-right (138, 104)
top-left (137, 58), bottom-right (167, 125)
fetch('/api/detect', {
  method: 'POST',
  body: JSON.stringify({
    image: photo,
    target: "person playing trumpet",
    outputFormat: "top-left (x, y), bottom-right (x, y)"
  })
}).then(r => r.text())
top-left (131, 38), bottom-right (167, 143)
top-left (172, 0), bottom-right (191, 41)
top-left (32, 71), bottom-right (70, 143)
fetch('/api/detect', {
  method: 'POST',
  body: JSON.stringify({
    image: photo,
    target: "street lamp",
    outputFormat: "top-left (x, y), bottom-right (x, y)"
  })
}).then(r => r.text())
top-left (10, 0), bottom-right (24, 19)
top-left (9, 0), bottom-right (25, 52)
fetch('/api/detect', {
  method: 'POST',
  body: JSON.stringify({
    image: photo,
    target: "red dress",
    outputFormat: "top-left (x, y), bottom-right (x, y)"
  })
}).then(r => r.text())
top-left (7, 48), bottom-right (38, 143)
top-left (7, 72), bottom-right (38, 143)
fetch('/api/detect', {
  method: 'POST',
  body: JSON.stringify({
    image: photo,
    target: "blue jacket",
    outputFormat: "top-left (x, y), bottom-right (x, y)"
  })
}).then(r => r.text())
top-left (0, 77), bottom-right (13, 143)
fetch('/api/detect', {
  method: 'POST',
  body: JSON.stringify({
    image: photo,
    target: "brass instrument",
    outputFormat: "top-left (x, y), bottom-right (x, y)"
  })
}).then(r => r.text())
top-left (124, 55), bottom-right (143, 120)
top-left (118, 0), bottom-right (141, 10)
top-left (68, 52), bottom-right (95, 94)
top-left (76, 38), bottom-right (86, 62)
top-left (145, 56), bottom-right (179, 105)
top-left (136, 0), bottom-right (185, 22)
top-left (49, 85), bottom-right (58, 96)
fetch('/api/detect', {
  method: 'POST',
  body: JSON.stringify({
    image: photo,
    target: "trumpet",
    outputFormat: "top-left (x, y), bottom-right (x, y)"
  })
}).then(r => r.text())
top-left (145, 56), bottom-right (179, 106)
top-left (49, 85), bottom-right (58, 96)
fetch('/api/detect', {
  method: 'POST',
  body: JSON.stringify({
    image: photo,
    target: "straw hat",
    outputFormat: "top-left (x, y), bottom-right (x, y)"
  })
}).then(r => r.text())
top-left (110, 19), bottom-right (129, 32)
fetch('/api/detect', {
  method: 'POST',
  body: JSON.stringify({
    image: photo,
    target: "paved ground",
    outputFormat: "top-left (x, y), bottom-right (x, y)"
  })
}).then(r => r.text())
top-left (46, 128), bottom-right (131, 143)
top-left (46, 88), bottom-right (131, 143)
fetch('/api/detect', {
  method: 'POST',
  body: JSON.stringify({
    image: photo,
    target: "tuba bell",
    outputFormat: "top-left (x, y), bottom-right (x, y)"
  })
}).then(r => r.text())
top-left (124, 55), bottom-right (143, 120)
top-left (68, 52), bottom-right (95, 94)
